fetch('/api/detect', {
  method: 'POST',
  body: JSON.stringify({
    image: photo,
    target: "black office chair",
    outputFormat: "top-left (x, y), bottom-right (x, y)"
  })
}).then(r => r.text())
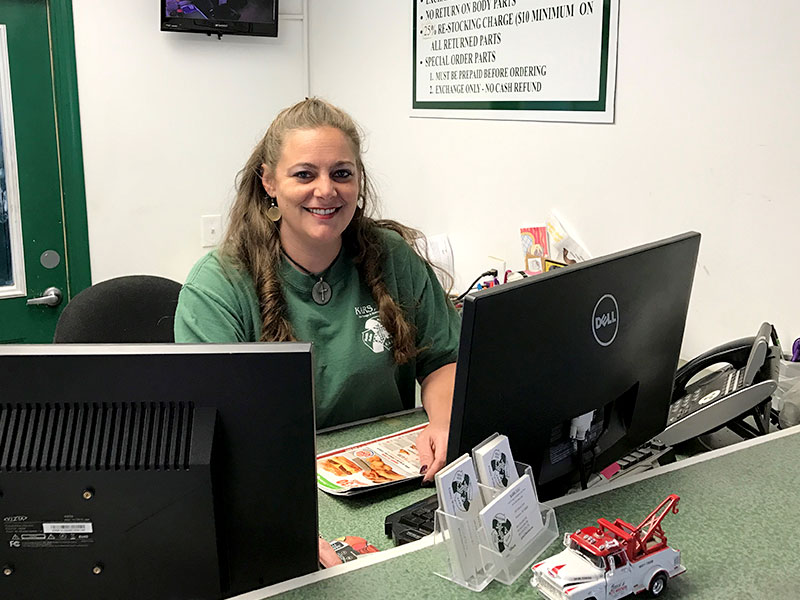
top-left (53, 275), bottom-right (182, 343)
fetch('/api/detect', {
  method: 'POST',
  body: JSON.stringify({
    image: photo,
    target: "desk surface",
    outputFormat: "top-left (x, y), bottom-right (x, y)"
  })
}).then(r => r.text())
top-left (260, 415), bottom-right (800, 600)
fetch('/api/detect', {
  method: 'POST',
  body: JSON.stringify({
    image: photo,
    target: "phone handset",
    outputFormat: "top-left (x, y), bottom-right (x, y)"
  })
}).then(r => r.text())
top-left (742, 321), bottom-right (775, 386)
top-left (657, 322), bottom-right (778, 447)
top-left (672, 337), bottom-right (753, 402)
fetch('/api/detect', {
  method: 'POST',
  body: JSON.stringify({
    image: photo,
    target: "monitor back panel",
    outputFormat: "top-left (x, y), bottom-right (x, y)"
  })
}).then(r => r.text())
top-left (448, 233), bottom-right (700, 489)
top-left (0, 343), bottom-right (318, 599)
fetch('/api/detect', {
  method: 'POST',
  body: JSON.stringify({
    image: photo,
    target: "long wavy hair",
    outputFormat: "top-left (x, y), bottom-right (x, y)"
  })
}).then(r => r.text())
top-left (222, 98), bottom-right (436, 364)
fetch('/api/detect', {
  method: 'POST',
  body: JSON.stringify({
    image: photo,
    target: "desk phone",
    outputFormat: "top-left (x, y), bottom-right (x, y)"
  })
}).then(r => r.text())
top-left (657, 322), bottom-right (779, 447)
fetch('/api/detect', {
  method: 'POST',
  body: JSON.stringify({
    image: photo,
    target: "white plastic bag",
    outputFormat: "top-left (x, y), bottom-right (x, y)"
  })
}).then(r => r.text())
top-left (776, 357), bottom-right (800, 428)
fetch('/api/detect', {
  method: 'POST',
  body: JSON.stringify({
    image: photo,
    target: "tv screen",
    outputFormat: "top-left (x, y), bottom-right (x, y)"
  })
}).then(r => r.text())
top-left (161, 0), bottom-right (278, 37)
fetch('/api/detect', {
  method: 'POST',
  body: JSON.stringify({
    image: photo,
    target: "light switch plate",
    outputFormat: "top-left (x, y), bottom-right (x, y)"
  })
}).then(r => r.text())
top-left (201, 214), bottom-right (222, 247)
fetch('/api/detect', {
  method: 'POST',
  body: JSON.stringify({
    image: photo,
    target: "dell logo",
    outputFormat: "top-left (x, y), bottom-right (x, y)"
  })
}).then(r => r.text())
top-left (592, 294), bottom-right (619, 347)
top-left (595, 312), bottom-right (616, 329)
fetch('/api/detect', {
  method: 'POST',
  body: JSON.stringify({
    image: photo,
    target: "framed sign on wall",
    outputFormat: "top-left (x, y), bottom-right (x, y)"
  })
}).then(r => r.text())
top-left (412, 0), bottom-right (619, 123)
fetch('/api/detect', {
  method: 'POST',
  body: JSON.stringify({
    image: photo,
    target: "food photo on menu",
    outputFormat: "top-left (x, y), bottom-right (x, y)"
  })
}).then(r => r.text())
top-left (316, 424), bottom-right (426, 496)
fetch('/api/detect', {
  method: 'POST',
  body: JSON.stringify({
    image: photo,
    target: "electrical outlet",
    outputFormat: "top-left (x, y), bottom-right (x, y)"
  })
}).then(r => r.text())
top-left (201, 215), bottom-right (222, 247)
top-left (487, 255), bottom-right (507, 282)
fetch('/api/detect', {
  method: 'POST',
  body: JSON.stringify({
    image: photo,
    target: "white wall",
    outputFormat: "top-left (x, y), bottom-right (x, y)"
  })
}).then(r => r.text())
top-left (307, 1), bottom-right (800, 358)
top-left (71, 1), bottom-right (800, 358)
top-left (72, 0), bottom-right (307, 283)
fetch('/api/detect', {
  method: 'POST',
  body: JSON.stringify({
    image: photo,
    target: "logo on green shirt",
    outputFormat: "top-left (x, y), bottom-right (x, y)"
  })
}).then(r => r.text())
top-left (362, 317), bottom-right (392, 353)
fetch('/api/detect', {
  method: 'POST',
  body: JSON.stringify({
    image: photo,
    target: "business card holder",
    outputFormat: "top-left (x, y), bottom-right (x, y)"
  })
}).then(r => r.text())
top-left (431, 461), bottom-right (558, 590)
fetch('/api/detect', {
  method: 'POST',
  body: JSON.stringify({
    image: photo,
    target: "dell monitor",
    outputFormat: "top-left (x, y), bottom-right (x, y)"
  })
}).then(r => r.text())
top-left (447, 232), bottom-right (701, 500)
top-left (0, 343), bottom-right (317, 600)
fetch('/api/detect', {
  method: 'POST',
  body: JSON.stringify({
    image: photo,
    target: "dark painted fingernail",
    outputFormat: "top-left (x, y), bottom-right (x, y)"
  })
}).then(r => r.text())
top-left (420, 479), bottom-right (434, 488)
top-left (419, 465), bottom-right (428, 475)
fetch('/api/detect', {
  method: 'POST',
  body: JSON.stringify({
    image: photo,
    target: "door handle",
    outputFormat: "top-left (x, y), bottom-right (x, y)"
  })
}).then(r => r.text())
top-left (26, 286), bottom-right (63, 307)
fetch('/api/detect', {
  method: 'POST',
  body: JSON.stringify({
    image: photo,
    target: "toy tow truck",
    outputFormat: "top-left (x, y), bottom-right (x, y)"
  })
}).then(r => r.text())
top-left (530, 494), bottom-right (685, 600)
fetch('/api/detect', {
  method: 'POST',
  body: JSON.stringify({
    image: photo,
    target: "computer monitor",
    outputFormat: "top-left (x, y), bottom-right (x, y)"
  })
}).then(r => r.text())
top-left (0, 343), bottom-right (318, 600)
top-left (446, 232), bottom-right (701, 500)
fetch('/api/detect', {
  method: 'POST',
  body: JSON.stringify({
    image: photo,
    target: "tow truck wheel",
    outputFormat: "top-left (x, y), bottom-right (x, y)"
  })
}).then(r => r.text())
top-left (648, 572), bottom-right (668, 597)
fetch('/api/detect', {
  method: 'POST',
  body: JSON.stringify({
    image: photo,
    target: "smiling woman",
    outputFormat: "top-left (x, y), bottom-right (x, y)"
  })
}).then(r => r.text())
top-left (174, 98), bottom-right (460, 482)
top-left (261, 126), bottom-right (360, 274)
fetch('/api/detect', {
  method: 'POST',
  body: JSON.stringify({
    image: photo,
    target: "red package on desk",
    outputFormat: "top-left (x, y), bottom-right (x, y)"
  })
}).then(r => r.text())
top-left (330, 536), bottom-right (379, 563)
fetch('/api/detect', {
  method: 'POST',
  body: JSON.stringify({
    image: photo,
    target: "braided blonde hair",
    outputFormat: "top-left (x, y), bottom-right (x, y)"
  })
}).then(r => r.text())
top-left (222, 98), bottom-right (430, 364)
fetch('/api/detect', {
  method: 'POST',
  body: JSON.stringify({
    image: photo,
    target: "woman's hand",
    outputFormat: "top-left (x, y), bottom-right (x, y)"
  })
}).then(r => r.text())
top-left (419, 362), bottom-right (457, 482)
top-left (416, 422), bottom-right (449, 482)
top-left (318, 537), bottom-right (342, 568)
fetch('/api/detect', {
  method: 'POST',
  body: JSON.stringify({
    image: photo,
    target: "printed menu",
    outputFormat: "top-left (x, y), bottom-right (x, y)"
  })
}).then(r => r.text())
top-left (316, 423), bottom-right (426, 496)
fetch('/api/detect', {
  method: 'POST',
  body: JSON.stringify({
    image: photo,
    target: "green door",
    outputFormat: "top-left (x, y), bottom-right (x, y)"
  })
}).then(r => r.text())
top-left (0, 0), bottom-right (90, 343)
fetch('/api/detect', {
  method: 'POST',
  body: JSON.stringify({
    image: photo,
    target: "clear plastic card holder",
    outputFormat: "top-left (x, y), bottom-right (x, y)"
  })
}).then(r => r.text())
top-left (431, 469), bottom-right (559, 589)
top-left (431, 433), bottom-right (560, 589)
top-left (492, 498), bottom-right (559, 585)
top-left (483, 463), bottom-right (559, 585)
top-left (431, 508), bottom-right (503, 591)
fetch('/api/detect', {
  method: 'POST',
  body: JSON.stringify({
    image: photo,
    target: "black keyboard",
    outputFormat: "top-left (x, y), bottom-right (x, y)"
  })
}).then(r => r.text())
top-left (384, 494), bottom-right (438, 545)
top-left (609, 440), bottom-right (674, 477)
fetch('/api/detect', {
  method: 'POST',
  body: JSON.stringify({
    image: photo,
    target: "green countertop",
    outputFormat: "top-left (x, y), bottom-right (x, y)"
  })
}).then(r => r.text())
top-left (284, 418), bottom-right (800, 599)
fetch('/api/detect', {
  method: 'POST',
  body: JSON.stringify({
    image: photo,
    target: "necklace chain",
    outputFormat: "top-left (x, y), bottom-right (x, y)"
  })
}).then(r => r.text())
top-left (280, 249), bottom-right (318, 277)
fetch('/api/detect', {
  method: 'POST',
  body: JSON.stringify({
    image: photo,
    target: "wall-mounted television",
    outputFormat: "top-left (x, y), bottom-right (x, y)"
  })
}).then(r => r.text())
top-left (161, 0), bottom-right (278, 38)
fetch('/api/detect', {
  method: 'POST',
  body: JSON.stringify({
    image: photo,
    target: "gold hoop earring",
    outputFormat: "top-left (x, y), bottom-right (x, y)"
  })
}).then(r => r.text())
top-left (266, 193), bottom-right (282, 222)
